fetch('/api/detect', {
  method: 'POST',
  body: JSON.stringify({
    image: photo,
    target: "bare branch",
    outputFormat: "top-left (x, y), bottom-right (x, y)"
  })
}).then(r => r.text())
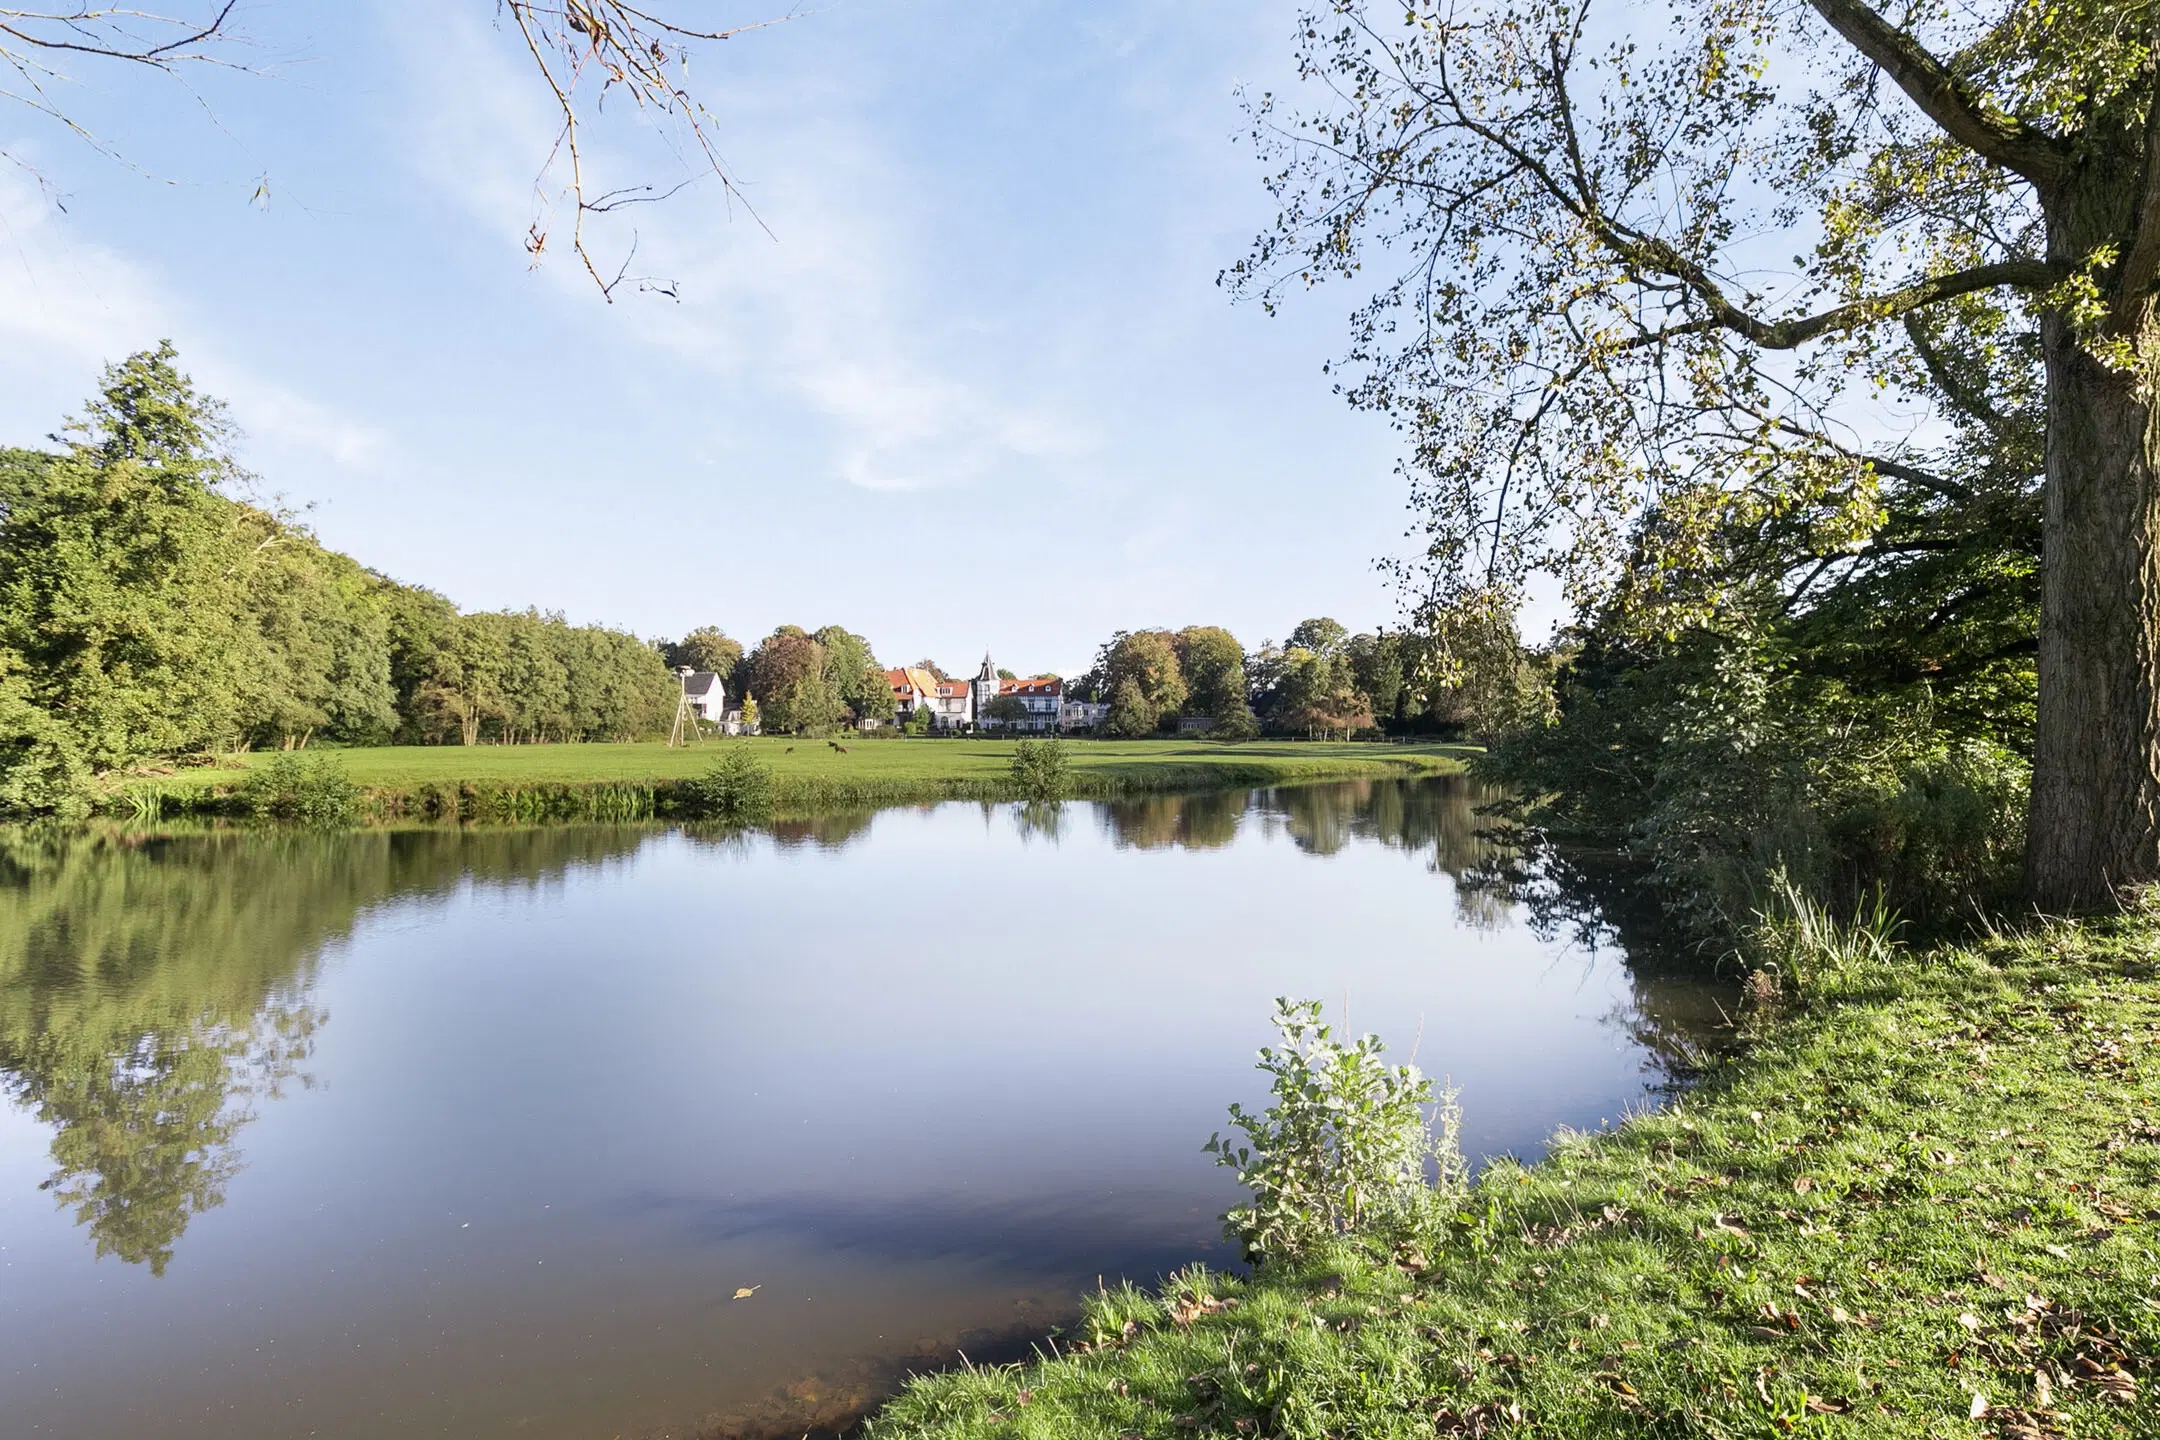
top-left (0, 4), bottom-right (237, 65)
top-left (500, 1), bottom-right (793, 299)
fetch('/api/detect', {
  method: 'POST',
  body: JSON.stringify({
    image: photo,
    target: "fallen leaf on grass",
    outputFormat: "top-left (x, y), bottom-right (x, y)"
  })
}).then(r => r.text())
top-left (1803, 1395), bottom-right (1850, 1414)
top-left (1168, 1292), bottom-right (1237, 1327)
top-left (1992, 1408), bottom-right (2067, 1439)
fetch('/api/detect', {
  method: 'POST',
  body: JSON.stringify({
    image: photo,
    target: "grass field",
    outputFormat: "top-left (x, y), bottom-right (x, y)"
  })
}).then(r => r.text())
top-left (868, 908), bottom-right (2160, 1440)
top-left (122, 738), bottom-right (1473, 821)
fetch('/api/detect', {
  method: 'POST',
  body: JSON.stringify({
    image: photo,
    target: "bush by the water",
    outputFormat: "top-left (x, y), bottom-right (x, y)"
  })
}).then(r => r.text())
top-left (1206, 998), bottom-right (1463, 1261)
top-left (241, 753), bottom-right (361, 823)
top-left (1008, 738), bottom-right (1070, 800)
top-left (675, 746), bottom-right (775, 824)
top-left (1488, 626), bottom-right (2029, 942)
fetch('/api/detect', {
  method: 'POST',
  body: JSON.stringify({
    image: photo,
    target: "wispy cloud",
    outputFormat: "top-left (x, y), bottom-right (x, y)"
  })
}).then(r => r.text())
top-left (0, 166), bottom-right (385, 468)
top-left (387, 6), bottom-right (1093, 493)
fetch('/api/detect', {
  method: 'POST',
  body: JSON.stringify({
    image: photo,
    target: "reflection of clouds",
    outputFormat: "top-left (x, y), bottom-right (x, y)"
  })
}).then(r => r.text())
top-left (613, 1188), bottom-right (1228, 1282)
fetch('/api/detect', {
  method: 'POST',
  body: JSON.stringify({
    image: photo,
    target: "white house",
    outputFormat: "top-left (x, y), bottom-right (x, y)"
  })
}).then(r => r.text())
top-left (969, 654), bottom-right (1064, 733)
top-left (886, 667), bottom-right (938, 720)
top-left (682, 671), bottom-right (726, 721)
top-left (1061, 699), bottom-right (1110, 731)
top-left (929, 676), bottom-right (974, 729)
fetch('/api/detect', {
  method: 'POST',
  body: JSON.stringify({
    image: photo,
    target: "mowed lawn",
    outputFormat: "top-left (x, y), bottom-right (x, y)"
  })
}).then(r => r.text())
top-left (139, 738), bottom-right (1471, 799)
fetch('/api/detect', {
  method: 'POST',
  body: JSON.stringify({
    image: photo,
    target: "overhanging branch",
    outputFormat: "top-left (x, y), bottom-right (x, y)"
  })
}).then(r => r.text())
top-left (1806, 0), bottom-right (2071, 190)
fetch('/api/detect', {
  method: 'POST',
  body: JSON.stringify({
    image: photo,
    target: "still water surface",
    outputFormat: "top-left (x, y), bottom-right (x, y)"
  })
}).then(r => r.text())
top-left (0, 779), bottom-right (1719, 1439)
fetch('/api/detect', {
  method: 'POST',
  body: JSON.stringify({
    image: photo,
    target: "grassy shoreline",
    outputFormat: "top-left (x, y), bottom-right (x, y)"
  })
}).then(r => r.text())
top-left (113, 739), bottom-right (1473, 823)
top-left (862, 912), bottom-right (2159, 1439)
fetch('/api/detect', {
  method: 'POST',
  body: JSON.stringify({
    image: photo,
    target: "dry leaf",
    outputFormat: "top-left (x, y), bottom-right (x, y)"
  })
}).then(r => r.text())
top-left (1803, 1395), bottom-right (1850, 1414)
top-left (1970, 1389), bottom-right (1990, 1420)
top-left (731, 1286), bottom-right (758, 1300)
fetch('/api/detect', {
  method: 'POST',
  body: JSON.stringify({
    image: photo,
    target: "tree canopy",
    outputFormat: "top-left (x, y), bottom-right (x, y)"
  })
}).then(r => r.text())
top-left (1239, 0), bottom-right (2160, 907)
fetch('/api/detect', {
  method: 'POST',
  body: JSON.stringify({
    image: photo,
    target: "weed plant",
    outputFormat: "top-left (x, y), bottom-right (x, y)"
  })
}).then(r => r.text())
top-left (240, 754), bottom-right (360, 824)
top-left (1207, 999), bottom-right (1465, 1262)
top-left (672, 746), bottom-right (775, 825)
top-left (1009, 739), bottom-right (1071, 801)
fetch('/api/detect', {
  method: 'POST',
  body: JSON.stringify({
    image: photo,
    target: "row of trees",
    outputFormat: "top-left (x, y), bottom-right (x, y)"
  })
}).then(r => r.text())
top-left (1069, 617), bottom-right (1543, 740)
top-left (656, 623), bottom-right (898, 734)
top-left (0, 347), bottom-right (681, 812)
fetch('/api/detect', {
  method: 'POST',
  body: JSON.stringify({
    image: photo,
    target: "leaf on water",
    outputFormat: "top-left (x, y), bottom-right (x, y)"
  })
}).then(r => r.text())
top-left (732, 1285), bottom-right (759, 1299)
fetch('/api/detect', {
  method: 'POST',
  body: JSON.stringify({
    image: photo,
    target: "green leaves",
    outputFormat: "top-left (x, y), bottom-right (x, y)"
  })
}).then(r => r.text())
top-left (1211, 997), bottom-right (1464, 1262)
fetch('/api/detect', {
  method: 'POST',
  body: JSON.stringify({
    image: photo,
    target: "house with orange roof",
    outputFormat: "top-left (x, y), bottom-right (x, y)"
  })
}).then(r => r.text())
top-left (928, 676), bottom-right (974, 729)
top-left (886, 667), bottom-right (939, 722)
top-left (971, 654), bottom-right (1064, 733)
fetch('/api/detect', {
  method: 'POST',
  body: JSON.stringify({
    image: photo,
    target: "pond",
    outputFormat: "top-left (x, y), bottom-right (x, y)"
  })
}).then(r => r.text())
top-left (0, 778), bottom-right (1724, 1439)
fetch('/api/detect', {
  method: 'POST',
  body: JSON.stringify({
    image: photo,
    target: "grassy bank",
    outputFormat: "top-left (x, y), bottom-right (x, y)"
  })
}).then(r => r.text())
top-left (866, 911), bottom-right (2158, 1440)
top-left (116, 739), bottom-right (1471, 823)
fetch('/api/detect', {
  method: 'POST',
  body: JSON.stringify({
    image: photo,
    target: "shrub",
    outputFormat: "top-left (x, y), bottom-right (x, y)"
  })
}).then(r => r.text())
top-left (242, 753), bottom-right (361, 824)
top-left (1210, 704), bottom-right (1260, 741)
top-left (1009, 738), bottom-right (1070, 800)
top-left (677, 745), bottom-right (774, 825)
top-left (1206, 998), bottom-right (1464, 1262)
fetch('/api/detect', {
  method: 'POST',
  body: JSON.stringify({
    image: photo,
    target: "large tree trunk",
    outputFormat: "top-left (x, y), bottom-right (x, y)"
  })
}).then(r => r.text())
top-left (2026, 296), bottom-right (2160, 911)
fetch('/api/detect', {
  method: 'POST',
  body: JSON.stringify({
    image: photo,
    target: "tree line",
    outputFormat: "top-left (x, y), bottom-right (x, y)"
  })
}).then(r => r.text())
top-left (1067, 619), bottom-right (1538, 740)
top-left (0, 346), bottom-right (681, 812)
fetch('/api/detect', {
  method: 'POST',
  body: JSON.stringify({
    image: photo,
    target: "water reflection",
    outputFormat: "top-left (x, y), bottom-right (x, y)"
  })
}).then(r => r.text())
top-left (0, 826), bottom-right (650, 1271)
top-left (0, 782), bottom-right (1732, 1440)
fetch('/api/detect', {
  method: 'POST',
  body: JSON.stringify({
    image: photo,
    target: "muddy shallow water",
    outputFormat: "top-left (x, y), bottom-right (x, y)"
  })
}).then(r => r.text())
top-left (0, 778), bottom-right (1723, 1439)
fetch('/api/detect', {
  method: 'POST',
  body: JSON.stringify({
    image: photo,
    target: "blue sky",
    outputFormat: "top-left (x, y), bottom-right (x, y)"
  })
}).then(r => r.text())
top-left (0, 2), bottom-right (1422, 676)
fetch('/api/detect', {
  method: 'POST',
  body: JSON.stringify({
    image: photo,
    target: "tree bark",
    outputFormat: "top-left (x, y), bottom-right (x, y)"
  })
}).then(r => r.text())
top-left (2026, 225), bottom-right (2160, 910)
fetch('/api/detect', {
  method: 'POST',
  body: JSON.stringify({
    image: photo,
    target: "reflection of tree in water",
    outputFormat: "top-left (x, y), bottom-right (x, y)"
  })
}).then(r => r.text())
top-left (0, 824), bottom-right (651, 1273)
top-left (1097, 790), bottom-right (1246, 851)
top-left (1460, 829), bottom-right (1740, 1082)
top-left (1092, 780), bottom-right (1735, 1080)
top-left (1011, 801), bottom-right (1067, 845)
top-left (765, 809), bottom-right (879, 851)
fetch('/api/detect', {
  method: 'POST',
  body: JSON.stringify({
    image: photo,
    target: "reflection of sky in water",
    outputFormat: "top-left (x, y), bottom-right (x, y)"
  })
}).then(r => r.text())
top-left (0, 783), bottom-right (1717, 1440)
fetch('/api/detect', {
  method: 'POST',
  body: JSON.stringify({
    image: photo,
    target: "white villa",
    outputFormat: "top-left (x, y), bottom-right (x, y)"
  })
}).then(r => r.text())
top-left (877, 654), bottom-right (1106, 733)
top-left (971, 654), bottom-right (1065, 733)
top-left (681, 670), bottom-right (726, 721)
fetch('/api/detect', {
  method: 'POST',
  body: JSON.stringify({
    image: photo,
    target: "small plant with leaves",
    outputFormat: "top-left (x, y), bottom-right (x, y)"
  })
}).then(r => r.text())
top-left (1009, 738), bottom-right (1071, 801)
top-left (680, 745), bottom-right (774, 825)
top-left (242, 753), bottom-right (361, 824)
top-left (1206, 998), bottom-right (1463, 1262)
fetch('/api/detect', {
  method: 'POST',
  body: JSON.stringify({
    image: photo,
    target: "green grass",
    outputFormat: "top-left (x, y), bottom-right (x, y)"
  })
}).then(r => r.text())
top-left (866, 910), bottom-right (2160, 1440)
top-left (117, 739), bottom-right (1472, 822)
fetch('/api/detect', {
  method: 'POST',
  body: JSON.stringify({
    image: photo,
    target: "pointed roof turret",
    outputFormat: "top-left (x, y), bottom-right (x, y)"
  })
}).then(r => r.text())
top-left (976, 651), bottom-right (997, 682)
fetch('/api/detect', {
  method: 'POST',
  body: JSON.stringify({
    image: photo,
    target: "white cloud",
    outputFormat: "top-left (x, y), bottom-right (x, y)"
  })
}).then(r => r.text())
top-left (386, 6), bottom-right (1094, 493)
top-left (0, 165), bottom-right (385, 468)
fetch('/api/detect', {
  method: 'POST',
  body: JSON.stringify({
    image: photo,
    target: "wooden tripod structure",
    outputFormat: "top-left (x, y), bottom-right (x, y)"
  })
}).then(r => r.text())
top-left (668, 667), bottom-right (701, 748)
